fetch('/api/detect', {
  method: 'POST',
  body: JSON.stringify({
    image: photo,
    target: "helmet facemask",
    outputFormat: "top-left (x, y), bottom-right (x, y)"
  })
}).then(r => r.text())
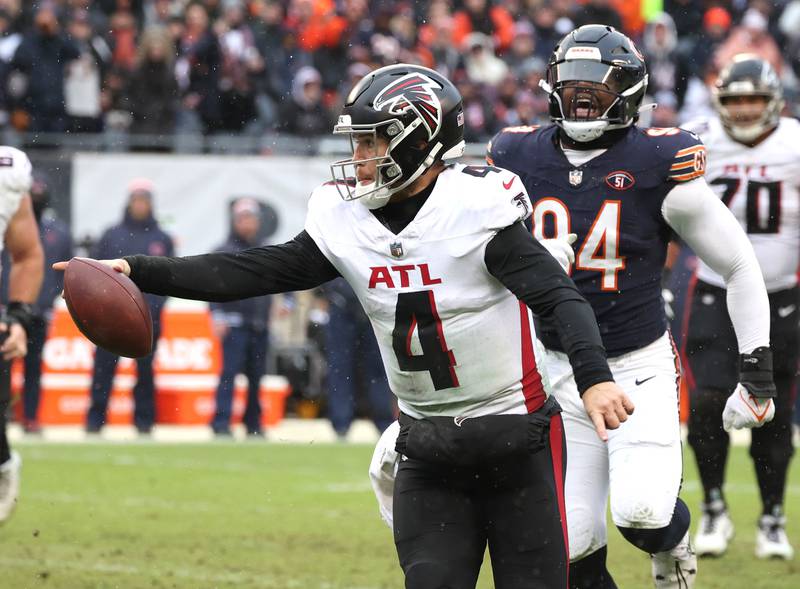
top-left (714, 90), bottom-right (782, 143)
top-left (330, 113), bottom-right (455, 210)
top-left (713, 56), bottom-right (784, 144)
top-left (330, 118), bottom-right (403, 209)
top-left (541, 57), bottom-right (648, 143)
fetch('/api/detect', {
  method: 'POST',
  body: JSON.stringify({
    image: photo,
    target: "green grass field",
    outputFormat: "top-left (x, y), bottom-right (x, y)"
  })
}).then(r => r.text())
top-left (1, 442), bottom-right (798, 588)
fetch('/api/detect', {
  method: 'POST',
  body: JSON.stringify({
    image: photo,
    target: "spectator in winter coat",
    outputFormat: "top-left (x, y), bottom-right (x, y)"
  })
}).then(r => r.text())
top-left (209, 198), bottom-right (273, 437)
top-left (462, 32), bottom-right (508, 87)
top-left (217, 1), bottom-right (263, 132)
top-left (126, 26), bottom-right (179, 137)
top-left (175, 3), bottom-right (221, 134)
top-left (452, 0), bottom-right (514, 53)
top-left (10, 6), bottom-right (80, 133)
top-left (642, 13), bottom-right (691, 110)
top-left (714, 8), bottom-right (784, 75)
top-left (504, 21), bottom-right (538, 77)
top-left (86, 178), bottom-right (174, 434)
top-left (64, 9), bottom-right (112, 133)
top-left (688, 6), bottom-right (732, 79)
top-left (277, 66), bottom-right (332, 137)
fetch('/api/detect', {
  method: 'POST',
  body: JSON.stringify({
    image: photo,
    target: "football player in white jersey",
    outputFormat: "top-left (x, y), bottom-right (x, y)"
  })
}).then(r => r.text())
top-left (55, 64), bottom-right (632, 589)
top-left (0, 146), bottom-right (45, 525)
top-left (682, 55), bottom-right (797, 560)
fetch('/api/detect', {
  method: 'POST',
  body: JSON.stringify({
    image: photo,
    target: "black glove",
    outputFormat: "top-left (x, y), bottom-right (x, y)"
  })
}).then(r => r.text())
top-left (3, 301), bottom-right (35, 336)
top-left (739, 346), bottom-right (776, 398)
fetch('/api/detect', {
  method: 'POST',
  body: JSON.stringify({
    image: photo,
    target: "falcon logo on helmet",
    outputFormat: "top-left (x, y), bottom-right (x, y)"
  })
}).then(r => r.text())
top-left (330, 64), bottom-right (465, 210)
top-left (373, 73), bottom-right (443, 140)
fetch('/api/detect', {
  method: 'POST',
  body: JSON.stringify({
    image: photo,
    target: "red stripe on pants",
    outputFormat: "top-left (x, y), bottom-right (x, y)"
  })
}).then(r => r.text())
top-left (519, 302), bottom-right (545, 412)
top-left (549, 412), bottom-right (570, 577)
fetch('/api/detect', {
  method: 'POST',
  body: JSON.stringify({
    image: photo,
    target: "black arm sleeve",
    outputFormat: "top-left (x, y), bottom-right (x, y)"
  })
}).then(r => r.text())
top-left (485, 222), bottom-right (613, 394)
top-left (125, 230), bottom-right (340, 302)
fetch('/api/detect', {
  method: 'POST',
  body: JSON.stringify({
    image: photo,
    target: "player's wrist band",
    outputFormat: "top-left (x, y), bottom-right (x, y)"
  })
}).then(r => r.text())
top-left (739, 346), bottom-right (777, 398)
top-left (6, 301), bottom-right (35, 335)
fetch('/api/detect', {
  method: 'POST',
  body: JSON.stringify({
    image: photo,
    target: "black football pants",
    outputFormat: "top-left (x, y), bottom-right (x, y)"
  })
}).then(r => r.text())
top-left (687, 282), bottom-right (798, 513)
top-left (0, 358), bottom-right (11, 464)
top-left (393, 413), bottom-right (568, 589)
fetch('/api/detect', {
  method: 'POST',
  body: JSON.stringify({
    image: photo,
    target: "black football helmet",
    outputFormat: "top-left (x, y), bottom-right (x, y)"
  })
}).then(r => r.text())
top-left (541, 25), bottom-right (648, 142)
top-left (713, 55), bottom-right (783, 143)
top-left (330, 64), bottom-right (465, 209)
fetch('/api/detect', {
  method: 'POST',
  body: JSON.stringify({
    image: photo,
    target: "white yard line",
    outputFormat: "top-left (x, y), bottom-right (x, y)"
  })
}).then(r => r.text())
top-left (8, 419), bottom-right (383, 445)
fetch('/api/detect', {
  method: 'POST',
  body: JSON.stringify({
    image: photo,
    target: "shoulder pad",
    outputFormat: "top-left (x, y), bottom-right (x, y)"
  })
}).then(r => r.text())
top-left (667, 130), bottom-right (706, 183)
top-left (0, 146), bottom-right (32, 196)
top-left (307, 181), bottom-right (349, 216)
top-left (778, 116), bottom-right (800, 136)
top-left (486, 126), bottom-right (540, 166)
top-left (680, 119), bottom-right (711, 138)
top-left (449, 164), bottom-right (532, 229)
top-left (641, 127), bottom-right (706, 183)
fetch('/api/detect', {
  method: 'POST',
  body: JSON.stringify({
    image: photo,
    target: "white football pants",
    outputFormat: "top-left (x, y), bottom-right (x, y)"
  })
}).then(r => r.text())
top-left (545, 331), bottom-right (683, 561)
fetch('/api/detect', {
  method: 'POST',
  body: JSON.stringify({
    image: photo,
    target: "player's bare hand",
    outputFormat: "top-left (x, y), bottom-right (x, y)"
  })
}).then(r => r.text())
top-left (52, 258), bottom-right (131, 276)
top-left (0, 322), bottom-right (27, 360)
top-left (582, 381), bottom-right (635, 442)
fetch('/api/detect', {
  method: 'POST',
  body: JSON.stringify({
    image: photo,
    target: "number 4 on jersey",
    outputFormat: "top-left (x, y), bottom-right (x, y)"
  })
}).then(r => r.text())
top-left (392, 290), bottom-right (459, 390)
top-left (532, 199), bottom-right (625, 291)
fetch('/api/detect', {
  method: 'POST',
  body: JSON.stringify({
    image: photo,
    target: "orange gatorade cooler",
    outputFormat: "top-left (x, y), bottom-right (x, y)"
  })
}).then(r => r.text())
top-left (13, 300), bottom-right (290, 427)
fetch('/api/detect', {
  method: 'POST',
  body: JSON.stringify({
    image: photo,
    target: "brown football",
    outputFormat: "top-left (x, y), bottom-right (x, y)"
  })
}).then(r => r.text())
top-left (63, 257), bottom-right (154, 358)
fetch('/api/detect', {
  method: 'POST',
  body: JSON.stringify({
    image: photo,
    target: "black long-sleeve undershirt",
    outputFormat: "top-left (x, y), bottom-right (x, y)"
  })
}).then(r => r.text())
top-left (484, 222), bottom-right (612, 392)
top-left (126, 219), bottom-right (612, 394)
top-left (126, 231), bottom-right (340, 301)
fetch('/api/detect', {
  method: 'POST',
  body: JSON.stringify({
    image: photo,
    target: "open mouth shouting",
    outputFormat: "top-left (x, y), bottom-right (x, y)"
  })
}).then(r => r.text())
top-left (573, 93), bottom-right (600, 119)
top-left (560, 81), bottom-right (615, 121)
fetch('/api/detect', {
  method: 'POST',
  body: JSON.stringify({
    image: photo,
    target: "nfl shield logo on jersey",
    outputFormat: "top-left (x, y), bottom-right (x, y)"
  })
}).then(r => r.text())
top-left (390, 241), bottom-right (404, 258)
top-left (569, 169), bottom-right (583, 186)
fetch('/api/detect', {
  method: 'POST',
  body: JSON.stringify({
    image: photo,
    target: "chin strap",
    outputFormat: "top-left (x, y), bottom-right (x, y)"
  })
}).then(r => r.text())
top-left (356, 182), bottom-right (392, 210)
top-left (558, 126), bottom-right (630, 151)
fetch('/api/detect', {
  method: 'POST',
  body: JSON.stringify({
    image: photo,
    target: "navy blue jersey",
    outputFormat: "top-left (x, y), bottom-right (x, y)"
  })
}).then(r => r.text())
top-left (488, 124), bottom-right (706, 356)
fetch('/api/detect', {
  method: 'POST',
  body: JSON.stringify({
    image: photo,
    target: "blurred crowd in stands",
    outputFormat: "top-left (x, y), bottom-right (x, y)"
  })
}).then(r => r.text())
top-left (0, 0), bottom-right (799, 144)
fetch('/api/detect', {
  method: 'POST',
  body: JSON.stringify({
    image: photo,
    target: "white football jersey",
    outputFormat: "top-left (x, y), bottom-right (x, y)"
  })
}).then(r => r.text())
top-left (0, 146), bottom-right (32, 257)
top-left (687, 117), bottom-right (800, 292)
top-left (305, 164), bottom-right (551, 419)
